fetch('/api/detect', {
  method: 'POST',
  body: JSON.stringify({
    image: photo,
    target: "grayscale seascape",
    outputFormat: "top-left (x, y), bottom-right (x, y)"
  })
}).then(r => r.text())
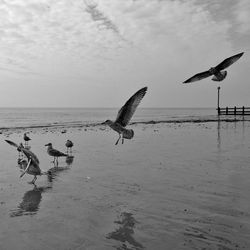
top-left (0, 0), bottom-right (249, 249)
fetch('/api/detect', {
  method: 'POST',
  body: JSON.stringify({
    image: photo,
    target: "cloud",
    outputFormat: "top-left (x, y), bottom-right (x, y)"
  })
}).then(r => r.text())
top-left (233, 0), bottom-right (250, 33)
top-left (84, 0), bottom-right (120, 35)
top-left (0, 0), bottom-right (247, 107)
top-left (0, 0), bottom-right (232, 71)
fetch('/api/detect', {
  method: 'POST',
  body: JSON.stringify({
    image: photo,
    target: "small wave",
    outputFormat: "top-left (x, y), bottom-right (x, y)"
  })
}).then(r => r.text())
top-left (0, 117), bottom-right (248, 133)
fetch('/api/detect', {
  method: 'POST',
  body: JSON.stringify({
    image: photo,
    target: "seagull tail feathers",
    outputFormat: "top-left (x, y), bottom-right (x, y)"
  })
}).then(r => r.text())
top-left (123, 129), bottom-right (134, 139)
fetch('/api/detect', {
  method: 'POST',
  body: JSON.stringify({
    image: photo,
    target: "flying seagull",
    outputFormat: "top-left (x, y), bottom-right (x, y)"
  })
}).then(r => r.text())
top-left (45, 143), bottom-right (68, 164)
top-left (103, 86), bottom-right (148, 145)
top-left (183, 52), bottom-right (244, 83)
top-left (5, 140), bottom-right (50, 184)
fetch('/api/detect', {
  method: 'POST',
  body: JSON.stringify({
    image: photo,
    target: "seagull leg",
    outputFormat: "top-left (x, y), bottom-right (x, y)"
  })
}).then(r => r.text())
top-left (29, 176), bottom-right (37, 185)
top-left (121, 134), bottom-right (124, 144)
top-left (115, 134), bottom-right (121, 145)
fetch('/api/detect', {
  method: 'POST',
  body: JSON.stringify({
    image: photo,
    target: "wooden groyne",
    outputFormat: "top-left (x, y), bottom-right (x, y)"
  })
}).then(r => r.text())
top-left (217, 106), bottom-right (250, 116)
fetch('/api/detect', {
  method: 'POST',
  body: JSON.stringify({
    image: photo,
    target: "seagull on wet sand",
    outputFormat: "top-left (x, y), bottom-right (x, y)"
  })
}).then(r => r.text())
top-left (17, 158), bottom-right (51, 185)
top-left (45, 143), bottom-right (68, 164)
top-left (183, 52), bottom-right (244, 83)
top-left (65, 140), bottom-right (74, 153)
top-left (5, 140), bottom-right (50, 184)
top-left (23, 133), bottom-right (31, 147)
top-left (103, 86), bottom-right (148, 145)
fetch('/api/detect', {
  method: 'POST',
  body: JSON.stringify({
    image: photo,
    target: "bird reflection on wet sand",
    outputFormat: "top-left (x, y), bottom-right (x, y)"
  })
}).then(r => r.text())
top-left (47, 157), bottom-right (74, 182)
top-left (107, 212), bottom-right (144, 250)
top-left (66, 155), bottom-right (74, 166)
top-left (10, 185), bottom-right (52, 217)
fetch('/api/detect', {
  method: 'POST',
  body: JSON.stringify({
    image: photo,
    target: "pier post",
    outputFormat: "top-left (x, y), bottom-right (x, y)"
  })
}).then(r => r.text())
top-left (217, 86), bottom-right (221, 115)
top-left (243, 106), bottom-right (245, 115)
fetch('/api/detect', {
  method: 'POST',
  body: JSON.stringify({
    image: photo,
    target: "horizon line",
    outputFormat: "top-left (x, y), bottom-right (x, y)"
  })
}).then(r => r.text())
top-left (0, 106), bottom-right (216, 109)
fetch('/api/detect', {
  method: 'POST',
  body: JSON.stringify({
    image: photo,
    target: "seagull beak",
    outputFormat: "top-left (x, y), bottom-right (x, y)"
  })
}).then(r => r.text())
top-left (45, 144), bottom-right (49, 146)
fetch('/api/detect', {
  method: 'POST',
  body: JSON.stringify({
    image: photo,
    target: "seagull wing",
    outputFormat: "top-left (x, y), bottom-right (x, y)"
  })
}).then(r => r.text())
top-left (20, 159), bottom-right (31, 178)
top-left (5, 139), bottom-right (41, 170)
top-left (5, 139), bottom-right (19, 148)
top-left (50, 148), bottom-right (67, 157)
top-left (115, 87), bottom-right (147, 127)
top-left (21, 148), bottom-right (40, 166)
top-left (183, 71), bottom-right (212, 83)
top-left (215, 52), bottom-right (244, 71)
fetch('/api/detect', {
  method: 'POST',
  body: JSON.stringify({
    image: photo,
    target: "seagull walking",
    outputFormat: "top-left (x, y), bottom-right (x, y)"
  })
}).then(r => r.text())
top-left (183, 52), bottom-right (244, 83)
top-left (103, 86), bottom-right (147, 145)
top-left (5, 140), bottom-right (50, 184)
top-left (65, 140), bottom-right (74, 154)
top-left (45, 143), bottom-right (68, 165)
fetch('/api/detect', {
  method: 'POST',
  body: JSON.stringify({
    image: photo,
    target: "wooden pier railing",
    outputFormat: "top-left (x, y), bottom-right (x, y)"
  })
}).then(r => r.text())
top-left (217, 106), bottom-right (250, 116)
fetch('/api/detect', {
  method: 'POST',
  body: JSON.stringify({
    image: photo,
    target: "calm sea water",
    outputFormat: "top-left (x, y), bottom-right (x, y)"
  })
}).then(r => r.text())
top-left (0, 108), bottom-right (220, 129)
top-left (0, 108), bottom-right (249, 129)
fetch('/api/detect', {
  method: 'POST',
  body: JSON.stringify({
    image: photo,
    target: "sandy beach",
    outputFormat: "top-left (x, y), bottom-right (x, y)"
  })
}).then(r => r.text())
top-left (0, 121), bottom-right (250, 250)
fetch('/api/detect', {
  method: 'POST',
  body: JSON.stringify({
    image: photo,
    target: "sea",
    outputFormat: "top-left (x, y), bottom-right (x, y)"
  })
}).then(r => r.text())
top-left (0, 107), bottom-right (241, 130)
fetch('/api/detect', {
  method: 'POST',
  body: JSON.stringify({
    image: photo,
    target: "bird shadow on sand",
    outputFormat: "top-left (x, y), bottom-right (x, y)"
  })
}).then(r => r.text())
top-left (9, 184), bottom-right (52, 217)
top-left (106, 212), bottom-right (144, 250)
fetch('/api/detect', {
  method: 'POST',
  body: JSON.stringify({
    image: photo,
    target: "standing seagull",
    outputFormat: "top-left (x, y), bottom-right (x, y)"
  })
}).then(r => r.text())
top-left (103, 86), bottom-right (148, 145)
top-left (5, 140), bottom-right (50, 184)
top-left (65, 140), bottom-right (74, 154)
top-left (23, 133), bottom-right (31, 147)
top-left (45, 143), bottom-right (68, 164)
top-left (183, 52), bottom-right (244, 83)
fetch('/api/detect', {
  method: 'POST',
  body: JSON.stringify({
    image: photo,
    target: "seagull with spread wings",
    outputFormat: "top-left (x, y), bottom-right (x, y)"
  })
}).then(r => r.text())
top-left (103, 87), bottom-right (148, 145)
top-left (183, 52), bottom-right (244, 84)
top-left (5, 140), bottom-right (50, 184)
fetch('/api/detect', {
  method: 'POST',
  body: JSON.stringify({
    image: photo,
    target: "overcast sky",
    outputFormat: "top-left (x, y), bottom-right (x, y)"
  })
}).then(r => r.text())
top-left (0, 0), bottom-right (249, 108)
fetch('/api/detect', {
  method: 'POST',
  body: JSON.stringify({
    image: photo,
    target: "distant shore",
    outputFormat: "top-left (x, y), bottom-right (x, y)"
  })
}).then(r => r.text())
top-left (0, 116), bottom-right (248, 134)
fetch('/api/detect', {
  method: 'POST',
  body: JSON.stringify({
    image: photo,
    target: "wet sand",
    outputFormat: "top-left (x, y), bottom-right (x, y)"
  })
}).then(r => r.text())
top-left (0, 121), bottom-right (250, 249)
